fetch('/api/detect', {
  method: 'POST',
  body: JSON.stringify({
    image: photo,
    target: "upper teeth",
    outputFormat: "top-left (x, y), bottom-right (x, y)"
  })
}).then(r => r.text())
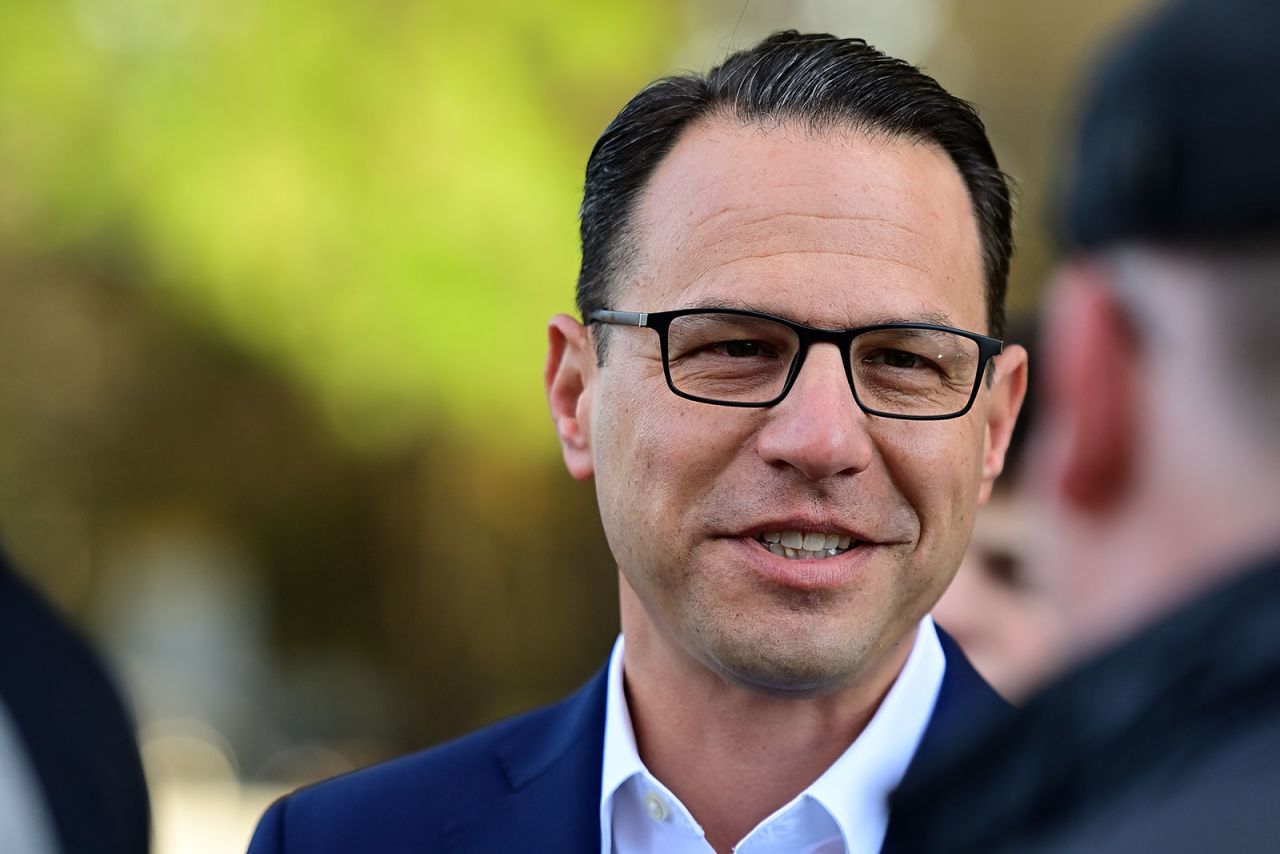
top-left (758, 530), bottom-right (854, 559)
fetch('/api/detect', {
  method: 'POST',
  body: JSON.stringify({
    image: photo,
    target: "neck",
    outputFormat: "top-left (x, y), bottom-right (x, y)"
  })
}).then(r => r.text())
top-left (1059, 443), bottom-right (1280, 659)
top-left (618, 588), bottom-right (915, 852)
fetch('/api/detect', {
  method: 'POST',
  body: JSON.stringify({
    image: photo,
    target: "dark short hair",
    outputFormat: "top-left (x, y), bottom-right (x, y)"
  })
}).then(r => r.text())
top-left (577, 31), bottom-right (1013, 356)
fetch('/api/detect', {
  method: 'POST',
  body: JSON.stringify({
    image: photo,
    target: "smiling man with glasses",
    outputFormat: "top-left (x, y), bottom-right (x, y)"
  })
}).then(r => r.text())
top-left (250, 31), bottom-right (1026, 854)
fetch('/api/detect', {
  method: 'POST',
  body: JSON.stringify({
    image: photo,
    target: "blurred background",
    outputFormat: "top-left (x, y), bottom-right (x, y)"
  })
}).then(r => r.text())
top-left (0, 1), bottom-right (1155, 850)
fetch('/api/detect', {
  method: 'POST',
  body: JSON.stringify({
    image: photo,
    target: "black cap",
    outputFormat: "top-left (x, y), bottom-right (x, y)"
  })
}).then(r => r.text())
top-left (1059, 0), bottom-right (1280, 251)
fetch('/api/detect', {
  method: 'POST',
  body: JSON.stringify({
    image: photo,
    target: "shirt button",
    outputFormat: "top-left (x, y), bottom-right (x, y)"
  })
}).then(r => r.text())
top-left (644, 792), bottom-right (669, 822)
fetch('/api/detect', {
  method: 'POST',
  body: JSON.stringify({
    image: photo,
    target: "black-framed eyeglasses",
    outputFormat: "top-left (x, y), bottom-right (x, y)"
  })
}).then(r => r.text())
top-left (586, 308), bottom-right (1003, 420)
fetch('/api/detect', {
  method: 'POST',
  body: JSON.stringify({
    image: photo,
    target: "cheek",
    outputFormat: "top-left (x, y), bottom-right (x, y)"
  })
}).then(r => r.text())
top-left (593, 388), bottom-right (660, 519)
top-left (876, 422), bottom-right (986, 544)
top-left (594, 384), bottom-right (740, 539)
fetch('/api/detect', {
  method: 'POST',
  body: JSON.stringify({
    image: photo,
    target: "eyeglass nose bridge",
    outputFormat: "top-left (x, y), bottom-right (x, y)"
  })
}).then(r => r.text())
top-left (773, 327), bottom-right (863, 409)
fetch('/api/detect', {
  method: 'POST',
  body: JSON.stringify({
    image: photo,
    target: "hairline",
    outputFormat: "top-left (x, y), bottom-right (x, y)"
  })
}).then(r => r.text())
top-left (592, 114), bottom-right (994, 362)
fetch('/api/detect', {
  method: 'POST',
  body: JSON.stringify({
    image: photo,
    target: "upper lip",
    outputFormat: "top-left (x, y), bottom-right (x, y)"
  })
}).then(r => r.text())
top-left (736, 518), bottom-right (874, 543)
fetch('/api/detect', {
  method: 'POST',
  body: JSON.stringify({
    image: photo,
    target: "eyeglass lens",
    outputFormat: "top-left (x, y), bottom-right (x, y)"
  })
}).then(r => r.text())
top-left (663, 313), bottom-right (981, 416)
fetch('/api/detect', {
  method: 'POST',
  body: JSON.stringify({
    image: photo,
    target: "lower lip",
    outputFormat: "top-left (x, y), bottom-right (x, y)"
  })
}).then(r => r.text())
top-left (730, 537), bottom-right (875, 591)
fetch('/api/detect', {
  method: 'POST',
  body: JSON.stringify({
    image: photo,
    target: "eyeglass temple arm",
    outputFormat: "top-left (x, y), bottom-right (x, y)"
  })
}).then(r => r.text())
top-left (587, 310), bottom-right (648, 327)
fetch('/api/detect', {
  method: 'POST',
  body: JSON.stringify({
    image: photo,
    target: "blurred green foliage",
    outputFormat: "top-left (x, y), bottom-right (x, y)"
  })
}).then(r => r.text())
top-left (0, 0), bottom-right (675, 449)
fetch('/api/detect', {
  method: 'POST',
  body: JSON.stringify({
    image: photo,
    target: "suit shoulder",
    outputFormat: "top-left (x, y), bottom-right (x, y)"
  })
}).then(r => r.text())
top-left (260, 708), bottom-right (543, 835)
top-left (249, 672), bottom-right (607, 853)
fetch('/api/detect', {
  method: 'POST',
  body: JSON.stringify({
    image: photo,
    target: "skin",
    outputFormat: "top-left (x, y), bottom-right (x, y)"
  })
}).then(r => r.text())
top-left (1029, 252), bottom-right (1280, 659)
top-left (546, 118), bottom-right (1026, 851)
top-left (932, 492), bottom-right (1066, 700)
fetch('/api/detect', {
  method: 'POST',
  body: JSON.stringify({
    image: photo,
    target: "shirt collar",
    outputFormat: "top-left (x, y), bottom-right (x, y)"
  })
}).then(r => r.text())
top-left (802, 616), bottom-right (945, 851)
top-left (601, 633), bottom-right (645, 834)
top-left (599, 617), bottom-right (946, 853)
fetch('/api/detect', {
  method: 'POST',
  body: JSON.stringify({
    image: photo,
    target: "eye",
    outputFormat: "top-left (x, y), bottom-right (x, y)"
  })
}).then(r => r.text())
top-left (864, 349), bottom-right (928, 369)
top-left (711, 340), bottom-right (775, 358)
top-left (983, 549), bottom-right (1028, 592)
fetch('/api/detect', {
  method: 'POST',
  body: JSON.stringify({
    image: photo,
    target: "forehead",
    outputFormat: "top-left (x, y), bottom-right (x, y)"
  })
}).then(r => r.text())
top-left (626, 118), bottom-right (987, 330)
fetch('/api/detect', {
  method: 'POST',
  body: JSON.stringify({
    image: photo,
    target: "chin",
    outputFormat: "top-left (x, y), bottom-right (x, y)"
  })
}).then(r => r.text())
top-left (704, 631), bottom-right (874, 698)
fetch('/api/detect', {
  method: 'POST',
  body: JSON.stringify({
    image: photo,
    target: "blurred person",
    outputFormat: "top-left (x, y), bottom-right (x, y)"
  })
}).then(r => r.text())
top-left (891, 0), bottom-right (1280, 851)
top-left (250, 31), bottom-right (1027, 854)
top-left (932, 325), bottom-right (1067, 701)
top-left (930, 484), bottom-right (1060, 702)
top-left (0, 547), bottom-right (150, 854)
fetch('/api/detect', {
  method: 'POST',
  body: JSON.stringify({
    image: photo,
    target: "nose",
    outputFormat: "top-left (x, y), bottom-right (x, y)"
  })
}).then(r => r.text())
top-left (755, 343), bottom-right (874, 481)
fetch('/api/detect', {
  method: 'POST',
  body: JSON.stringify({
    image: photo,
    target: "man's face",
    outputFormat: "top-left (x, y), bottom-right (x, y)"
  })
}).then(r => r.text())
top-left (554, 119), bottom-right (1023, 695)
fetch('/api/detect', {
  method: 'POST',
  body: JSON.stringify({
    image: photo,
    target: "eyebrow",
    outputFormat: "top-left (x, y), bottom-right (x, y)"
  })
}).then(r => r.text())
top-left (680, 298), bottom-right (960, 329)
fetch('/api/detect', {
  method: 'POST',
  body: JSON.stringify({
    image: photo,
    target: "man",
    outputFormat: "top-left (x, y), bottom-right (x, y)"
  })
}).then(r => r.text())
top-left (0, 548), bottom-right (151, 854)
top-left (250, 31), bottom-right (1026, 853)
top-left (890, 0), bottom-right (1280, 851)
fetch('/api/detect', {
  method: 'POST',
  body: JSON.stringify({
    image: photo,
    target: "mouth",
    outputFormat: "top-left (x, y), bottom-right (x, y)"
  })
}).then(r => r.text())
top-left (754, 530), bottom-right (859, 560)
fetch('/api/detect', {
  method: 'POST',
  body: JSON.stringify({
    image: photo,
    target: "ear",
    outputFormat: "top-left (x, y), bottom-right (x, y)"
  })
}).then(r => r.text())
top-left (1041, 264), bottom-right (1139, 511)
top-left (545, 313), bottom-right (596, 480)
top-left (978, 342), bottom-right (1028, 505)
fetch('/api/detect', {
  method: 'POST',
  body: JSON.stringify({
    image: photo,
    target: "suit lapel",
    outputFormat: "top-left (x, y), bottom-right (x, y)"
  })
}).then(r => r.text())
top-left (441, 631), bottom-right (1006, 853)
top-left (446, 667), bottom-right (608, 853)
top-left (881, 627), bottom-right (1011, 854)
top-left (910, 627), bottom-right (1012, 771)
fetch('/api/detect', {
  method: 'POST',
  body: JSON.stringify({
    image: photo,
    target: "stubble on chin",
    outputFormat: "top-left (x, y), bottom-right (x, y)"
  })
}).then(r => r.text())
top-left (683, 584), bottom-right (885, 697)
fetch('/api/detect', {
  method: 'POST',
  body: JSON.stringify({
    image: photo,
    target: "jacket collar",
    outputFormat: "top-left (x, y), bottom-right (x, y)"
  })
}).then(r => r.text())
top-left (880, 627), bottom-right (1012, 854)
top-left (445, 668), bottom-right (608, 852)
top-left (448, 626), bottom-right (1006, 853)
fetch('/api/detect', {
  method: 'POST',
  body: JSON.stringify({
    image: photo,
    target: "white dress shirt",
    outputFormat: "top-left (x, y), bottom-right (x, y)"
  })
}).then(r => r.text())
top-left (599, 617), bottom-right (945, 854)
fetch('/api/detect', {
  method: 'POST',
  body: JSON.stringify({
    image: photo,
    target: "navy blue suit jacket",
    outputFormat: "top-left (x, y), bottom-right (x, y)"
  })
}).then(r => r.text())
top-left (249, 629), bottom-right (1005, 853)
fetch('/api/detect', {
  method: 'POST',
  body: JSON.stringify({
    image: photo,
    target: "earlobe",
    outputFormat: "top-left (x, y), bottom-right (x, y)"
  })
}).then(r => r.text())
top-left (545, 314), bottom-right (596, 481)
top-left (978, 343), bottom-right (1029, 504)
